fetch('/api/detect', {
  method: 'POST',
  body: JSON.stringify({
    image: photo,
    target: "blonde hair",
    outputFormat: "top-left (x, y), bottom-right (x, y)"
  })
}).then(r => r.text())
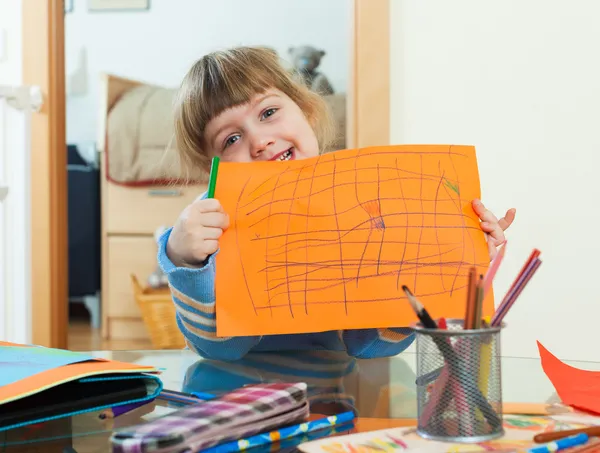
top-left (173, 46), bottom-right (336, 176)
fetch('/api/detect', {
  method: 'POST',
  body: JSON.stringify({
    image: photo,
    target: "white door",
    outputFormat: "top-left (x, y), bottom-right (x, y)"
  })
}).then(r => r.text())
top-left (0, 85), bottom-right (42, 345)
top-left (0, 1), bottom-right (42, 344)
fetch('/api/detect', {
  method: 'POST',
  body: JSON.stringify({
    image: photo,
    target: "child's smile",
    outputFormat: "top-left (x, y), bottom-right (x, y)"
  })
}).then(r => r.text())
top-left (270, 148), bottom-right (295, 161)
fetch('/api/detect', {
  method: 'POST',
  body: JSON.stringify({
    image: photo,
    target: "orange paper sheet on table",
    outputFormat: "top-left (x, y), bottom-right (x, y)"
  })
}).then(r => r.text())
top-left (0, 341), bottom-right (159, 405)
top-left (215, 145), bottom-right (494, 336)
top-left (538, 341), bottom-right (600, 415)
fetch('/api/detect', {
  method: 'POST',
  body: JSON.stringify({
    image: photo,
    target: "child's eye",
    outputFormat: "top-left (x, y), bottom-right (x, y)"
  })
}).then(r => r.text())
top-left (260, 108), bottom-right (278, 120)
top-left (224, 134), bottom-right (240, 149)
top-left (223, 135), bottom-right (240, 149)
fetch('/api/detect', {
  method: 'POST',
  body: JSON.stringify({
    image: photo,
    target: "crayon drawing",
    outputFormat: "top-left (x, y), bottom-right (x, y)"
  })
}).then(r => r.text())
top-left (298, 416), bottom-right (596, 453)
top-left (215, 145), bottom-right (494, 336)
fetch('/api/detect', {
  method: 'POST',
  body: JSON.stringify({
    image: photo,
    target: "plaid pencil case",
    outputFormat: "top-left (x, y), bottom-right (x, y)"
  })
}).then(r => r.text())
top-left (110, 382), bottom-right (309, 453)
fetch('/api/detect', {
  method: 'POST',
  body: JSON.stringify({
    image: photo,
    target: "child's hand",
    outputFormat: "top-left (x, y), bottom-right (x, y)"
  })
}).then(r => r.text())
top-left (472, 199), bottom-right (516, 260)
top-left (166, 198), bottom-right (230, 268)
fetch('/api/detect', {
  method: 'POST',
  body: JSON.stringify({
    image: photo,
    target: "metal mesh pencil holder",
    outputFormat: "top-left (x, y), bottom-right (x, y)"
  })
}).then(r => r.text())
top-left (413, 319), bottom-right (504, 443)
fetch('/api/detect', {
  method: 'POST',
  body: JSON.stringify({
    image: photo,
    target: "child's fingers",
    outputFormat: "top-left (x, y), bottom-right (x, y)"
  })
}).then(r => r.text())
top-left (498, 208), bottom-right (516, 231)
top-left (487, 226), bottom-right (506, 246)
top-left (472, 199), bottom-right (500, 224)
top-left (487, 237), bottom-right (497, 260)
top-left (479, 222), bottom-right (497, 233)
top-left (195, 197), bottom-right (223, 213)
top-left (202, 226), bottom-right (224, 240)
top-left (197, 239), bottom-right (219, 258)
top-left (199, 211), bottom-right (229, 229)
top-left (481, 223), bottom-right (505, 245)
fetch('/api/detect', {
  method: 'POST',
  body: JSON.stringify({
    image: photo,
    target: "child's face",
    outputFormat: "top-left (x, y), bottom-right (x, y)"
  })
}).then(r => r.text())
top-left (203, 89), bottom-right (319, 163)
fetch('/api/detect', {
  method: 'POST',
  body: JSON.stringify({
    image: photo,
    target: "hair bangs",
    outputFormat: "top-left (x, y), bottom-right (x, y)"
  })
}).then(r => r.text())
top-left (197, 48), bottom-right (289, 133)
top-left (173, 46), bottom-right (336, 176)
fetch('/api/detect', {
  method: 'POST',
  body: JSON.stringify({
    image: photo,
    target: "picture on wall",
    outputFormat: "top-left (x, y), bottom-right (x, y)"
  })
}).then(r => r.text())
top-left (88, 0), bottom-right (149, 11)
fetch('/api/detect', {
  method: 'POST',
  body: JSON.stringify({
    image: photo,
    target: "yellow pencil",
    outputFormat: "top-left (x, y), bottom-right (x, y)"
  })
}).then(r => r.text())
top-left (473, 275), bottom-right (484, 329)
top-left (478, 316), bottom-right (492, 394)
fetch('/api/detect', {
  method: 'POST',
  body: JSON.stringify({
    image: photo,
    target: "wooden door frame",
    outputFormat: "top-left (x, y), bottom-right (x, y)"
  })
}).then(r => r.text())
top-left (23, 0), bottom-right (68, 349)
top-left (23, 0), bottom-right (389, 350)
top-left (349, 0), bottom-right (391, 148)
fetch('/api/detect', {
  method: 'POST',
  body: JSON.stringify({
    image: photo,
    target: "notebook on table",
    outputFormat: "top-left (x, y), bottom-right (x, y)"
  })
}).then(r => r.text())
top-left (0, 341), bottom-right (162, 432)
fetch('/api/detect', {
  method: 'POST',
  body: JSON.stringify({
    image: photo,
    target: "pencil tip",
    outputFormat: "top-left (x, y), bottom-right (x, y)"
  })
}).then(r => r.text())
top-left (405, 293), bottom-right (421, 314)
top-left (402, 285), bottom-right (423, 314)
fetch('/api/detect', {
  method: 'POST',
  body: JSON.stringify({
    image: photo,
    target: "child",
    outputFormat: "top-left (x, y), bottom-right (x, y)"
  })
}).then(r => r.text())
top-left (158, 46), bottom-right (516, 361)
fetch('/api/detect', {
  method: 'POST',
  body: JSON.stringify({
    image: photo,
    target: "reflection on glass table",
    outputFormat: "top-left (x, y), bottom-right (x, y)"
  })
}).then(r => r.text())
top-left (2, 349), bottom-right (598, 452)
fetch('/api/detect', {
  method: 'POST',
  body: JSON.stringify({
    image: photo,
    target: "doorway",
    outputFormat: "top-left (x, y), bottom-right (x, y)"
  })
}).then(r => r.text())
top-left (28, 0), bottom-right (392, 351)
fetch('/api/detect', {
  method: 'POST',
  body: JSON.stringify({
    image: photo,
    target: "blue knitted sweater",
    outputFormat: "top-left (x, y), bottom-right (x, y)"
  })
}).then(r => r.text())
top-left (157, 228), bottom-right (415, 361)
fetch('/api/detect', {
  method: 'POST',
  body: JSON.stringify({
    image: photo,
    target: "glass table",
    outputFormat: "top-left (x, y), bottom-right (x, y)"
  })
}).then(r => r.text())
top-left (1, 349), bottom-right (597, 452)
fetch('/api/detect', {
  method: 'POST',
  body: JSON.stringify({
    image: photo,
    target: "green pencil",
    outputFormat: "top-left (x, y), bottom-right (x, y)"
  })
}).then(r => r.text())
top-left (207, 156), bottom-right (220, 198)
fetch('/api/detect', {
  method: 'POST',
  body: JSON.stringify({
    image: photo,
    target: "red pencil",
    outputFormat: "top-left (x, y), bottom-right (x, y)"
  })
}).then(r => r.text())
top-left (490, 248), bottom-right (540, 323)
top-left (507, 248), bottom-right (540, 295)
top-left (491, 257), bottom-right (542, 326)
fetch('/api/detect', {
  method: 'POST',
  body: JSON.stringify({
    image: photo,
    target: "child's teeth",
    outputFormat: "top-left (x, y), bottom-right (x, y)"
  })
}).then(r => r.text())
top-left (278, 150), bottom-right (292, 161)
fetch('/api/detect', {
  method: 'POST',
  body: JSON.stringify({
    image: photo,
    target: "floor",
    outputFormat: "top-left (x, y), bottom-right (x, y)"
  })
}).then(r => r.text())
top-left (68, 303), bottom-right (152, 351)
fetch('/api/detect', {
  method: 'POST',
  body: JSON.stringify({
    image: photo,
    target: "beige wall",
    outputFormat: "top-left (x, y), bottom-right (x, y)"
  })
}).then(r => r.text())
top-left (390, 0), bottom-right (600, 361)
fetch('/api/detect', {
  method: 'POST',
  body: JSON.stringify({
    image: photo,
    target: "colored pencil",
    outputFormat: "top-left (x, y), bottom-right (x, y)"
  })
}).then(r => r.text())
top-left (491, 256), bottom-right (542, 327)
top-left (473, 274), bottom-right (484, 329)
top-left (491, 251), bottom-right (536, 318)
top-left (201, 411), bottom-right (356, 453)
top-left (492, 248), bottom-right (540, 323)
top-left (464, 266), bottom-right (478, 329)
top-left (403, 285), bottom-right (502, 429)
top-left (509, 248), bottom-right (541, 294)
top-left (158, 388), bottom-right (216, 405)
top-left (402, 285), bottom-right (437, 329)
top-left (535, 426), bottom-right (600, 444)
top-left (207, 156), bottom-right (220, 198)
top-left (99, 399), bottom-right (152, 419)
top-left (564, 437), bottom-right (600, 453)
top-left (243, 422), bottom-right (355, 453)
top-left (417, 313), bottom-right (492, 387)
top-left (483, 241), bottom-right (507, 297)
top-left (528, 433), bottom-right (589, 453)
top-left (478, 315), bottom-right (493, 399)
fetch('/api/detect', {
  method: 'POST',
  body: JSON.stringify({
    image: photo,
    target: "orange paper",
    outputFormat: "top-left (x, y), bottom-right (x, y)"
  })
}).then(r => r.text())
top-left (215, 145), bottom-right (493, 336)
top-left (538, 341), bottom-right (600, 415)
top-left (0, 342), bottom-right (158, 405)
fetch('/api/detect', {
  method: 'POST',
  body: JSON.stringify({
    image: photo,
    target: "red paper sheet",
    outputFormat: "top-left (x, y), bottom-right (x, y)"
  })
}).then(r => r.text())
top-left (538, 341), bottom-right (600, 414)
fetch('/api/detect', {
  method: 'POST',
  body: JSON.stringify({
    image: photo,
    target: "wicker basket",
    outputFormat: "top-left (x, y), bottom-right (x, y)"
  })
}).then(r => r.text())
top-left (131, 274), bottom-right (186, 349)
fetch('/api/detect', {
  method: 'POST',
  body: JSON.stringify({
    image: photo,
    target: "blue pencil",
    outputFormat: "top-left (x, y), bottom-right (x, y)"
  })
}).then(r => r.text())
top-left (201, 411), bottom-right (356, 453)
top-left (528, 433), bottom-right (589, 453)
top-left (158, 388), bottom-right (216, 405)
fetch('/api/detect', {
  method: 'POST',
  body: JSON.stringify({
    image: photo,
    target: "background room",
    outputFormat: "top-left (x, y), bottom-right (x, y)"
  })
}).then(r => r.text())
top-left (63, 0), bottom-right (352, 350)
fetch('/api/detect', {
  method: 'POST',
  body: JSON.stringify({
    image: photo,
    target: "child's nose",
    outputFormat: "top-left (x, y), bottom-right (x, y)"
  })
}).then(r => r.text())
top-left (250, 136), bottom-right (275, 159)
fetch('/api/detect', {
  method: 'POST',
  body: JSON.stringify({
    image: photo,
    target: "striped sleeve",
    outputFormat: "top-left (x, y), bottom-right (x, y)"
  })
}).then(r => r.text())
top-left (157, 227), bottom-right (262, 360)
top-left (341, 327), bottom-right (415, 359)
